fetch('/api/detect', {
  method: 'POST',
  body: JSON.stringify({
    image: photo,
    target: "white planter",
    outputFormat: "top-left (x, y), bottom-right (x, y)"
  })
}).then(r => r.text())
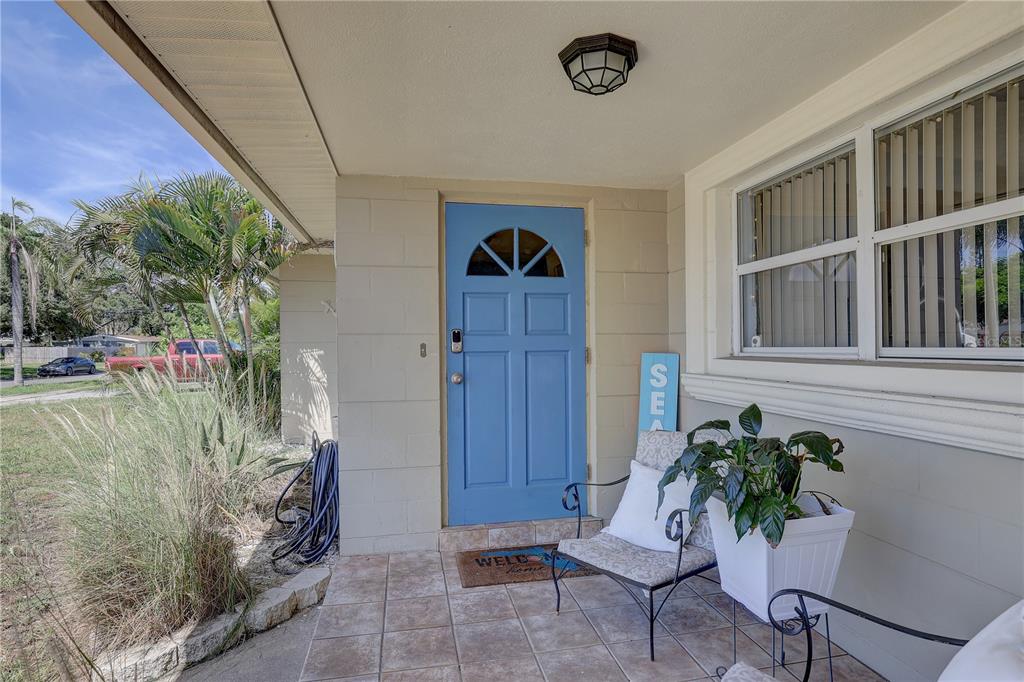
top-left (706, 494), bottom-right (854, 623)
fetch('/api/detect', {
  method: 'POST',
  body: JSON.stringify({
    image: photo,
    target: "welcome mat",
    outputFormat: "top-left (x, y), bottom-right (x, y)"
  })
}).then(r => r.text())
top-left (456, 543), bottom-right (597, 587)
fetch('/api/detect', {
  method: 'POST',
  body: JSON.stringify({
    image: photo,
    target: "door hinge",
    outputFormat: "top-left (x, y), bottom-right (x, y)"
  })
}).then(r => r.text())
top-left (587, 463), bottom-right (592, 480)
top-left (585, 346), bottom-right (592, 365)
top-left (583, 229), bottom-right (590, 247)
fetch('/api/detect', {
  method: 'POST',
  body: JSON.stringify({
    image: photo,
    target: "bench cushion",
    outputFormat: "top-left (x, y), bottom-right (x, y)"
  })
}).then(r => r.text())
top-left (557, 530), bottom-right (715, 588)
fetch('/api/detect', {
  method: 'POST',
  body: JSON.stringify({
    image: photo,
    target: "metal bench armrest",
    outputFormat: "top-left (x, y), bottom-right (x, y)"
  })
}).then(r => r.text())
top-left (561, 474), bottom-right (630, 539)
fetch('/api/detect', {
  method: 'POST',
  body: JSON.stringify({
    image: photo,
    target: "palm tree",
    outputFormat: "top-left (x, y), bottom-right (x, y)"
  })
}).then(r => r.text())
top-left (2, 199), bottom-right (61, 386)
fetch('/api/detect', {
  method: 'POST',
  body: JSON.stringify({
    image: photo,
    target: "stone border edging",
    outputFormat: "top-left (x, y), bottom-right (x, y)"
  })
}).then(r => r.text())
top-left (91, 566), bottom-right (331, 681)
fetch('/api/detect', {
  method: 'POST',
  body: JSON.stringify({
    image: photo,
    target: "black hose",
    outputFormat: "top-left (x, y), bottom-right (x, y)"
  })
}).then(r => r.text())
top-left (271, 432), bottom-right (339, 569)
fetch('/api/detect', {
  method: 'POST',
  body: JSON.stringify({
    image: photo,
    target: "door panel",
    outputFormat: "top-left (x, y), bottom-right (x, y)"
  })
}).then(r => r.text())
top-left (446, 203), bottom-right (586, 525)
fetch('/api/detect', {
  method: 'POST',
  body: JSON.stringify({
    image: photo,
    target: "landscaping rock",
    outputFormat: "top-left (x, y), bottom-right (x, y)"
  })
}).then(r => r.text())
top-left (285, 566), bottom-right (331, 610)
top-left (92, 564), bottom-right (330, 682)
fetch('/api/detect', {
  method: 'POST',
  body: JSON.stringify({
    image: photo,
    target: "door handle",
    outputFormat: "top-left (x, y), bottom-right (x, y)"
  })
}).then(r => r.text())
top-left (450, 372), bottom-right (463, 385)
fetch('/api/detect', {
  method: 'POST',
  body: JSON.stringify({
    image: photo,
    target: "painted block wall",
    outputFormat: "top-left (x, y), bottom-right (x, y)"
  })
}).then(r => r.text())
top-left (332, 175), bottom-right (670, 551)
top-left (279, 254), bottom-right (337, 444)
top-left (680, 396), bottom-right (1023, 680)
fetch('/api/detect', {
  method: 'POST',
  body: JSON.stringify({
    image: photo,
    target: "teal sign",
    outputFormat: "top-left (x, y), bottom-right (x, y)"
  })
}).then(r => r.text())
top-left (638, 353), bottom-right (679, 434)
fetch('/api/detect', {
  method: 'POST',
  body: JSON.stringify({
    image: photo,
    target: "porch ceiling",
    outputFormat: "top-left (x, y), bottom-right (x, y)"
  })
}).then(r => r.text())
top-left (67, 1), bottom-right (960, 241)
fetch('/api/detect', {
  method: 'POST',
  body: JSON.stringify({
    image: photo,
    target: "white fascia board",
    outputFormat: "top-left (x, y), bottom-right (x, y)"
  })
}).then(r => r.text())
top-left (56, 0), bottom-right (316, 244)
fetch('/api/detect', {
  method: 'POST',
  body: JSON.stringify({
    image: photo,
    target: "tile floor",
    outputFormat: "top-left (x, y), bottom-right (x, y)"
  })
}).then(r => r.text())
top-left (298, 551), bottom-right (885, 681)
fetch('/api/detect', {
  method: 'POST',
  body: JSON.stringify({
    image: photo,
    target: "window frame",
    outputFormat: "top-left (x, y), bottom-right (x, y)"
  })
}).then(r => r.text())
top-left (731, 64), bottom-right (1024, 364)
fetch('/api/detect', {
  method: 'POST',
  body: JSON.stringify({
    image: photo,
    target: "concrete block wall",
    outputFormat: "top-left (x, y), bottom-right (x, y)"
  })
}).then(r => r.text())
top-left (681, 396), bottom-right (1023, 679)
top-left (591, 197), bottom-right (669, 521)
top-left (279, 254), bottom-right (336, 444)
top-left (334, 177), bottom-right (442, 555)
top-left (327, 175), bottom-right (671, 551)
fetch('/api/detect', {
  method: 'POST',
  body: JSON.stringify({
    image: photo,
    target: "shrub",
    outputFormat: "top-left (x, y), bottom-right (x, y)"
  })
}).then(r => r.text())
top-left (87, 350), bottom-right (106, 364)
top-left (56, 372), bottom-right (274, 647)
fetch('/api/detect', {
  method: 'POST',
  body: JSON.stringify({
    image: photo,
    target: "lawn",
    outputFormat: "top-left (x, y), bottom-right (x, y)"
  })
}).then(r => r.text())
top-left (0, 378), bottom-right (110, 399)
top-left (0, 363), bottom-right (41, 380)
top-left (1, 397), bottom-right (119, 681)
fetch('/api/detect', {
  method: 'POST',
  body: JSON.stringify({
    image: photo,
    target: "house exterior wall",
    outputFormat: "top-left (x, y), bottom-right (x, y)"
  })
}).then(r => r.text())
top-left (672, 7), bottom-right (1023, 680)
top-left (332, 175), bottom-right (669, 553)
top-left (279, 254), bottom-right (337, 444)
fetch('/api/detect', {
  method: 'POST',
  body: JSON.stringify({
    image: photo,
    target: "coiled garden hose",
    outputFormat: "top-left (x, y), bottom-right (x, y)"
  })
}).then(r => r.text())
top-left (271, 432), bottom-right (339, 569)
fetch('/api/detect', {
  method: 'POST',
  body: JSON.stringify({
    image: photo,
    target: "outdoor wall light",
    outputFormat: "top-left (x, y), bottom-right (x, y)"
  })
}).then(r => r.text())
top-left (558, 33), bottom-right (638, 95)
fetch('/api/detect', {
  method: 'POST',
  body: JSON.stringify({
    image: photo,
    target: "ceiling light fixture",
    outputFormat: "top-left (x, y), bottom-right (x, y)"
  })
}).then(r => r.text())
top-left (558, 33), bottom-right (638, 96)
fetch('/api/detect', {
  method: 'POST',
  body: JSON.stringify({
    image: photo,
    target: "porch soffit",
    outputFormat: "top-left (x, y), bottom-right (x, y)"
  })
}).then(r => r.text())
top-left (110, 0), bottom-right (337, 241)
top-left (68, 1), bottom-right (962, 241)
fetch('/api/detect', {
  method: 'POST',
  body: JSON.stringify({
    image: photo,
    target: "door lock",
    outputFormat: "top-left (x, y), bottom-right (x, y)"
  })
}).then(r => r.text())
top-left (450, 328), bottom-right (463, 353)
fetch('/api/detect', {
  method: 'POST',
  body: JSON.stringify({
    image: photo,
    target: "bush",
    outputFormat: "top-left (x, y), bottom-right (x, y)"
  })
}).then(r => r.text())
top-left (56, 371), bottom-right (274, 647)
top-left (86, 350), bottom-right (106, 363)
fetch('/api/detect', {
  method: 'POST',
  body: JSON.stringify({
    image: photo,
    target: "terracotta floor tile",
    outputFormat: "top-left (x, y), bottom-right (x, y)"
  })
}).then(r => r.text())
top-left (323, 576), bottom-right (387, 606)
top-left (454, 617), bottom-right (532, 663)
top-left (460, 655), bottom-right (544, 681)
top-left (563, 575), bottom-right (635, 609)
top-left (380, 626), bottom-right (458, 672)
top-left (508, 580), bottom-right (580, 616)
top-left (380, 665), bottom-right (459, 681)
top-left (315, 602), bottom-right (384, 639)
top-left (386, 571), bottom-right (446, 599)
top-left (384, 595), bottom-right (451, 631)
top-left (536, 644), bottom-right (627, 682)
top-left (657, 596), bottom-right (730, 634)
top-left (521, 611), bottom-right (601, 652)
top-left (585, 604), bottom-right (668, 644)
top-left (300, 634), bottom-right (381, 681)
top-left (449, 588), bottom-right (516, 624)
top-left (607, 636), bottom-right (706, 681)
top-left (676, 626), bottom-right (772, 676)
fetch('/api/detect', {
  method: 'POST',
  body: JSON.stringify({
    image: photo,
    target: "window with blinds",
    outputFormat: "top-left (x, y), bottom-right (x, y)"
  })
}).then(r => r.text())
top-left (875, 71), bottom-right (1023, 351)
top-left (736, 145), bottom-right (858, 349)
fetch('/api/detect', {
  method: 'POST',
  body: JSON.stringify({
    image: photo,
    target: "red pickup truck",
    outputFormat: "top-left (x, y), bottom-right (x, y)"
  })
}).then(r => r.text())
top-left (106, 339), bottom-right (234, 376)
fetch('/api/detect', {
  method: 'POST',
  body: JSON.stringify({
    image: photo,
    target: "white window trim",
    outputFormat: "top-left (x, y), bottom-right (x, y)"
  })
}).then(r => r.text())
top-left (680, 22), bottom-right (1024, 458)
top-left (731, 78), bottom-right (1024, 364)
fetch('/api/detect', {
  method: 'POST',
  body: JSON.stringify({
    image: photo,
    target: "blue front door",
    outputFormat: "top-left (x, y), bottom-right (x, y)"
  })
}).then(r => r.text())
top-left (446, 203), bottom-right (587, 525)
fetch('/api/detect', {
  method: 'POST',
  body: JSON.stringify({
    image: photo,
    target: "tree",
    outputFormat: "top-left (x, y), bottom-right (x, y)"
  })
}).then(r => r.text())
top-left (70, 172), bottom-right (300, 411)
top-left (1, 199), bottom-right (61, 385)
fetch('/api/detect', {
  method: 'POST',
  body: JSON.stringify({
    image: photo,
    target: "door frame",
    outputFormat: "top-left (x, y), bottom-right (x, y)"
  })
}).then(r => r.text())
top-left (438, 193), bottom-right (597, 527)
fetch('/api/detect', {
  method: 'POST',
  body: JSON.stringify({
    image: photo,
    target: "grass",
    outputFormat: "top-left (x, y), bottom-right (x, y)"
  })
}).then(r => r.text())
top-left (0, 378), bottom-right (109, 398)
top-left (0, 363), bottom-right (41, 380)
top-left (1, 396), bottom-right (115, 681)
top-left (1, 371), bottom-right (295, 679)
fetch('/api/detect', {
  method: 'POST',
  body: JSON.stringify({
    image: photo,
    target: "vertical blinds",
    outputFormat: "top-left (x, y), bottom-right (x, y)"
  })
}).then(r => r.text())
top-left (876, 76), bottom-right (1022, 230)
top-left (876, 72), bottom-right (1023, 350)
top-left (737, 146), bottom-right (857, 264)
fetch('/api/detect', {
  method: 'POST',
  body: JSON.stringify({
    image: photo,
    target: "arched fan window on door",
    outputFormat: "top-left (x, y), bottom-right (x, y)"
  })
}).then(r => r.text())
top-left (466, 228), bottom-right (564, 277)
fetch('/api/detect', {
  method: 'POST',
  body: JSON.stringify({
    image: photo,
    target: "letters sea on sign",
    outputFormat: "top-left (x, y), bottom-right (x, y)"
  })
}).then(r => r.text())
top-left (637, 353), bottom-right (680, 434)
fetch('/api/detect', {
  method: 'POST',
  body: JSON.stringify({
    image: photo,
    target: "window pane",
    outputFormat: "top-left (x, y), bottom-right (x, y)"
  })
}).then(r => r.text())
top-left (876, 74), bottom-right (1023, 230)
top-left (741, 254), bottom-right (857, 348)
top-left (737, 146), bottom-right (856, 264)
top-left (483, 229), bottom-right (515, 270)
top-left (880, 216), bottom-right (1023, 349)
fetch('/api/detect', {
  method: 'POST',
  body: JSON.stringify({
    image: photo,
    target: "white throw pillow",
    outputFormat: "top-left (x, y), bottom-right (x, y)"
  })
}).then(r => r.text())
top-left (604, 459), bottom-right (694, 553)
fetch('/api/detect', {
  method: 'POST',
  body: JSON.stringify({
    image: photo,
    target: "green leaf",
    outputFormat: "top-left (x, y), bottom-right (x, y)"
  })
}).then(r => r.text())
top-left (688, 479), bottom-right (715, 526)
top-left (828, 459), bottom-right (845, 472)
top-left (775, 453), bottom-right (802, 497)
top-left (678, 443), bottom-right (704, 475)
top-left (738, 404), bottom-right (762, 436)
top-left (758, 496), bottom-right (786, 548)
top-left (686, 419), bottom-right (730, 446)
top-left (723, 465), bottom-right (744, 507)
top-left (657, 462), bottom-right (682, 515)
top-left (788, 431), bottom-right (834, 465)
top-left (733, 495), bottom-right (757, 540)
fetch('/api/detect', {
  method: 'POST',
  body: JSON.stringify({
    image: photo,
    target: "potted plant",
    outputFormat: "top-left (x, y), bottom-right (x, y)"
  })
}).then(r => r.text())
top-left (657, 404), bottom-right (854, 622)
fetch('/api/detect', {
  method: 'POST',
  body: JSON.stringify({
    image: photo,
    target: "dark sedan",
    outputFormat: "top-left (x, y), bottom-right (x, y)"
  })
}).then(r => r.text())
top-left (37, 357), bottom-right (96, 377)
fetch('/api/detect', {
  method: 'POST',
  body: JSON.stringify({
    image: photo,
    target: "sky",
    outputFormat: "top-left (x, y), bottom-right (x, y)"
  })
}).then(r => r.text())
top-left (1, 1), bottom-right (224, 225)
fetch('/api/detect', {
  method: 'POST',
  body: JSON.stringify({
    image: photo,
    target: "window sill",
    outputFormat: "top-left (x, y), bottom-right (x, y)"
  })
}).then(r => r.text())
top-left (683, 365), bottom-right (1023, 459)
